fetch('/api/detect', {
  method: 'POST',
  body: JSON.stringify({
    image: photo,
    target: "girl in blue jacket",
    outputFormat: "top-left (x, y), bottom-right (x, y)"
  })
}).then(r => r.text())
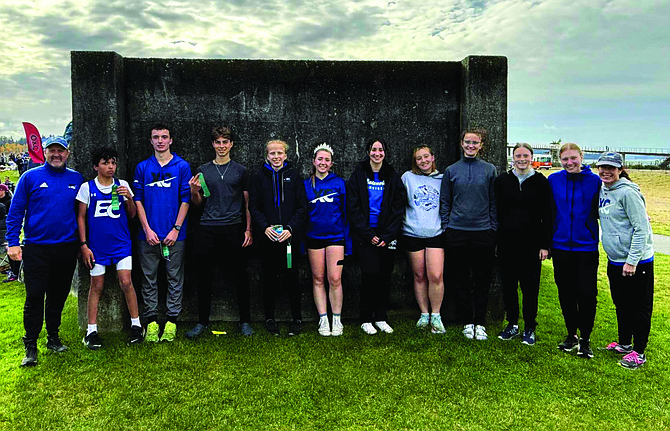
top-left (548, 143), bottom-right (601, 359)
top-left (304, 144), bottom-right (347, 337)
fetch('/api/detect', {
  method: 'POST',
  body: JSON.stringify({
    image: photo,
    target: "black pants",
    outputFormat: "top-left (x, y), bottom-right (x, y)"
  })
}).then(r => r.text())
top-left (22, 242), bottom-right (78, 345)
top-left (608, 261), bottom-right (654, 354)
top-left (195, 224), bottom-right (251, 324)
top-left (355, 243), bottom-right (395, 323)
top-left (552, 249), bottom-right (599, 340)
top-left (444, 229), bottom-right (495, 326)
top-left (498, 245), bottom-right (542, 330)
top-left (260, 238), bottom-right (302, 321)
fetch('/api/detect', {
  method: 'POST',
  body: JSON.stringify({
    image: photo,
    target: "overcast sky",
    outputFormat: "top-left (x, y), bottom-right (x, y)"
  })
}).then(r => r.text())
top-left (1, 0), bottom-right (668, 150)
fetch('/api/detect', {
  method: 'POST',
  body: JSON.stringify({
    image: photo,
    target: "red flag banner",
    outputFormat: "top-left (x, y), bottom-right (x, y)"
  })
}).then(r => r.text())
top-left (22, 122), bottom-right (45, 164)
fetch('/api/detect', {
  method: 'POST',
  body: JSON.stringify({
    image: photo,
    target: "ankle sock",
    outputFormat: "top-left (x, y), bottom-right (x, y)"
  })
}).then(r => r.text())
top-left (333, 314), bottom-right (341, 324)
top-left (87, 324), bottom-right (97, 336)
top-left (130, 317), bottom-right (141, 327)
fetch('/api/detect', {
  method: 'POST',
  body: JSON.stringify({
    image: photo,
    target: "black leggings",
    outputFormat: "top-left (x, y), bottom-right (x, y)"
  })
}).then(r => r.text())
top-left (355, 243), bottom-right (395, 323)
top-left (552, 249), bottom-right (599, 340)
top-left (608, 261), bottom-right (654, 354)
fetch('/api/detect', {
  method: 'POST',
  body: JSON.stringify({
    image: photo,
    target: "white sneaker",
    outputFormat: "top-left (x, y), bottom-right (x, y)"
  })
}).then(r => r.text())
top-left (416, 314), bottom-right (430, 328)
top-left (318, 318), bottom-right (331, 336)
top-left (430, 315), bottom-right (446, 334)
top-left (475, 325), bottom-right (488, 341)
top-left (331, 320), bottom-right (344, 336)
top-left (361, 322), bottom-right (377, 335)
top-left (463, 324), bottom-right (475, 339)
top-left (374, 321), bottom-right (394, 334)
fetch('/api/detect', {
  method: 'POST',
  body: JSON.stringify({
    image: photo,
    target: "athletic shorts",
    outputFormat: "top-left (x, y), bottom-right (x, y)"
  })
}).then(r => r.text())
top-left (90, 255), bottom-right (132, 276)
top-left (401, 234), bottom-right (443, 252)
top-left (305, 237), bottom-right (345, 250)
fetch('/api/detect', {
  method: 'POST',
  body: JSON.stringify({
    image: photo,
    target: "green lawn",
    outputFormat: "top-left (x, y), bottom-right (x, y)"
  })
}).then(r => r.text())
top-left (1, 251), bottom-right (669, 431)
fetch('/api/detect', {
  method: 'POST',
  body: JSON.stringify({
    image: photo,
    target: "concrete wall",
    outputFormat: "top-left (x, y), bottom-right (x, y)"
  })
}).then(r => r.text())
top-left (71, 52), bottom-right (507, 330)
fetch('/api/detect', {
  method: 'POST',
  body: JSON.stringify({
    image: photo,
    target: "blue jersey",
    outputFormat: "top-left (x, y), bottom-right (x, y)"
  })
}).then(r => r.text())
top-left (84, 179), bottom-right (132, 266)
top-left (133, 153), bottom-right (191, 241)
top-left (304, 173), bottom-right (346, 242)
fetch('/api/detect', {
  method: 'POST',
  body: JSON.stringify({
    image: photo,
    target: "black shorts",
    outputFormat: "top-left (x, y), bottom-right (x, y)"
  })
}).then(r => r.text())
top-left (305, 237), bottom-right (345, 250)
top-left (401, 234), bottom-right (443, 252)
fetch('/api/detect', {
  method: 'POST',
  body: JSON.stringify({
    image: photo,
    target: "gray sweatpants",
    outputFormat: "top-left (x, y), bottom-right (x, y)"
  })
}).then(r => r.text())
top-left (138, 240), bottom-right (185, 321)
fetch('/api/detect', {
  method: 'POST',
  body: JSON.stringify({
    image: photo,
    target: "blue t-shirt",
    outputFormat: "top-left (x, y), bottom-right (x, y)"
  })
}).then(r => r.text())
top-left (367, 172), bottom-right (385, 228)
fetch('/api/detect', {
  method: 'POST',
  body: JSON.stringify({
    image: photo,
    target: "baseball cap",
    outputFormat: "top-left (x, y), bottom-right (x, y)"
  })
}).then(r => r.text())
top-left (43, 136), bottom-right (69, 150)
top-left (0, 184), bottom-right (8, 192)
top-left (596, 151), bottom-right (623, 168)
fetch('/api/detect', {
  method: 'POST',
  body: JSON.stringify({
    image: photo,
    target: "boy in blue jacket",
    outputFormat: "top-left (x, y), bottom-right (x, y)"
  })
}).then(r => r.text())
top-left (134, 124), bottom-right (191, 342)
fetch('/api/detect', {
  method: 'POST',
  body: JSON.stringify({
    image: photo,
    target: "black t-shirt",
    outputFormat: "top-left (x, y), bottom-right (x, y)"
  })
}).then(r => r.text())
top-left (197, 161), bottom-right (248, 226)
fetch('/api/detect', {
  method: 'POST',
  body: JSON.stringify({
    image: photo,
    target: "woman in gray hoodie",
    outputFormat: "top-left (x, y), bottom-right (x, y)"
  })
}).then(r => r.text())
top-left (596, 152), bottom-right (654, 369)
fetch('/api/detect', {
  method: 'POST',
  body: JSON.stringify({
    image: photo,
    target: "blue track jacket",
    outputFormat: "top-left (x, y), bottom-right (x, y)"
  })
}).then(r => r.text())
top-left (548, 165), bottom-right (601, 252)
top-left (7, 163), bottom-right (83, 246)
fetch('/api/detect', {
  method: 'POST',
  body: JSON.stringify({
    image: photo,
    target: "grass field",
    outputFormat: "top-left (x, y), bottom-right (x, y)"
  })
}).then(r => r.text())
top-left (1, 167), bottom-right (668, 430)
top-left (1, 252), bottom-right (669, 430)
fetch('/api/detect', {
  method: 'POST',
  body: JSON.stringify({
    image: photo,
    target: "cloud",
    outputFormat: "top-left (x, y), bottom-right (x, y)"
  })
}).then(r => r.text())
top-left (0, 0), bottom-right (669, 148)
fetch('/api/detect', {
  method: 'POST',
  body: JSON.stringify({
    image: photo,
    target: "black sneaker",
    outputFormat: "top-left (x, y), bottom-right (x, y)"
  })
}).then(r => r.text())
top-left (557, 334), bottom-right (579, 352)
top-left (265, 319), bottom-right (280, 336)
top-left (129, 326), bottom-right (144, 345)
top-left (83, 331), bottom-right (102, 350)
top-left (46, 336), bottom-right (68, 353)
top-left (288, 320), bottom-right (302, 336)
top-left (498, 323), bottom-right (520, 340)
top-left (20, 345), bottom-right (38, 367)
top-left (577, 338), bottom-right (594, 359)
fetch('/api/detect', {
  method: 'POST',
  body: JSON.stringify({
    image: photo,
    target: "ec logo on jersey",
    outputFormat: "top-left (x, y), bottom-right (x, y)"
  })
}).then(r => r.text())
top-left (599, 197), bottom-right (612, 215)
top-left (94, 200), bottom-right (121, 219)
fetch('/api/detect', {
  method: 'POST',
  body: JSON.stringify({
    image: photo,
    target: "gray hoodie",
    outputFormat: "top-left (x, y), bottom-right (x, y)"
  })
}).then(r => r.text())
top-left (598, 177), bottom-right (654, 266)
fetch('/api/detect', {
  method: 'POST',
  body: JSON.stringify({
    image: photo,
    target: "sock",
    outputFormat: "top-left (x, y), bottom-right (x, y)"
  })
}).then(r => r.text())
top-left (333, 314), bottom-right (341, 324)
top-left (87, 324), bottom-right (97, 336)
top-left (319, 314), bottom-right (328, 324)
top-left (130, 317), bottom-right (141, 328)
top-left (430, 313), bottom-right (439, 318)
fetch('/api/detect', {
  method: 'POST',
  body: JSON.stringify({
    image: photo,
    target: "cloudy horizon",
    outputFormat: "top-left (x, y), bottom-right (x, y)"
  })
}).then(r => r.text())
top-left (1, 0), bottom-right (668, 150)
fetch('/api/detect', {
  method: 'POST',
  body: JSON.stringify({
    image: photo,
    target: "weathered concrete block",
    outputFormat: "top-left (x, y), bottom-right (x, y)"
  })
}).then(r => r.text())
top-left (71, 52), bottom-right (507, 330)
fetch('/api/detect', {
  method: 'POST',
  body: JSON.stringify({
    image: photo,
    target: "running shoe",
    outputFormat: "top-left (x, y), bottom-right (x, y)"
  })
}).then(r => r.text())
top-left (577, 338), bottom-right (594, 359)
top-left (619, 351), bottom-right (646, 369)
top-left (498, 323), bottom-right (520, 340)
top-left (46, 336), bottom-right (68, 353)
top-left (331, 319), bottom-right (344, 337)
top-left (318, 318), bottom-right (331, 337)
top-left (375, 321), bottom-right (394, 334)
top-left (557, 334), bottom-right (579, 352)
top-left (265, 319), bottom-right (280, 336)
top-left (83, 331), bottom-right (102, 350)
top-left (475, 325), bottom-right (488, 341)
top-left (186, 323), bottom-right (208, 340)
top-left (21, 345), bottom-right (38, 367)
top-left (288, 320), bottom-right (302, 336)
top-left (462, 324), bottom-right (475, 340)
top-left (601, 342), bottom-right (633, 355)
top-left (160, 321), bottom-right (177, 342)
top-left (361, 323), bottom-right (378, 335)
top-left (129, 326), bottom-right (144, 345)
top-left (430, 315), bottom-right (446, 334)
top-left (521, 329), bottom-right (536, 346)
top-left (416, 314), bottom-right (430, 329)
top-left (145, 321), bottom-right (160, 342)
top-left (239, 322), bottom-right (254, 336)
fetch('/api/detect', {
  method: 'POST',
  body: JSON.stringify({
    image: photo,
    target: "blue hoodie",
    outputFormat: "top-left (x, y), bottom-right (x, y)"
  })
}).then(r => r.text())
top-left (6, 163), bottom-right (83, 246)
top-left (133, 153), bottom-right (191, 241)
top-left (548, 165), bottom-right (601, 252)
top-left (304, 173), bottom-right (346, 242)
